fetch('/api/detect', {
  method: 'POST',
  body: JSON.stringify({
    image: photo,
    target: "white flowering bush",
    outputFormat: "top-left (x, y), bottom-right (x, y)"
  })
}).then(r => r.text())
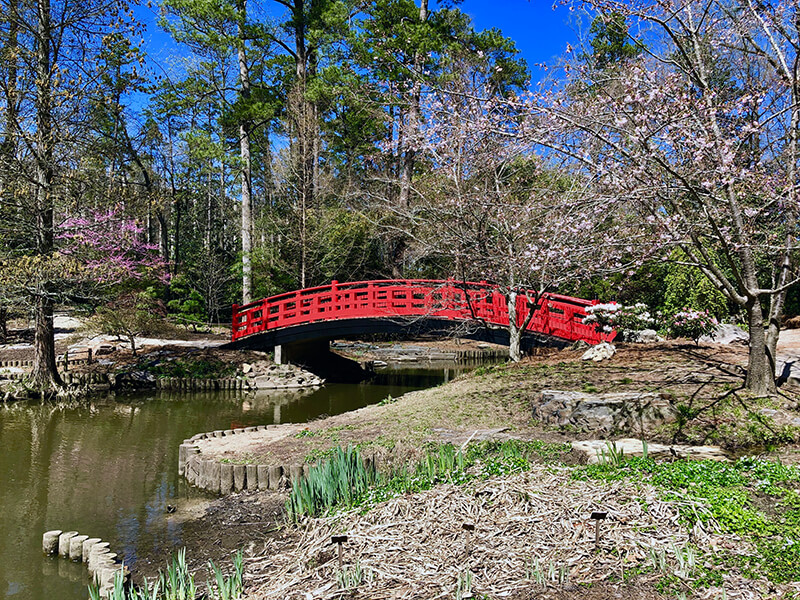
top-left (668, 309), bottom-right (719, 344)
top-left (582, 302), bottom-right (657, 336)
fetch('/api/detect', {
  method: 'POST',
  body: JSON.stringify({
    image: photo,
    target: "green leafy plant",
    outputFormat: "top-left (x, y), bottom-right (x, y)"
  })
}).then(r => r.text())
top-left (336, 560), bottom-right (366, 590)
top-left (455, 569), bottom-right (473, 600)
top-left (596, 442), bottom-right (625, 467)
top-left (88, 548), bottom-right (243, 600)
top-left (89, 292), bottom-right (168, 356)
top-left (288, 440), bottom-right (572, 520)
top-left (287, 446), bottom-right (379, 520)
top-left (167, 275), bottom-right (207, 330)
top-left (575, 456), bottom-right (800, 583)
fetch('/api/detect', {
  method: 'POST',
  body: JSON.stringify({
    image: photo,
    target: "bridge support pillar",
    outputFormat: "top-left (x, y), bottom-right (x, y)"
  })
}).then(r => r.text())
top-left (274, 339), bottom-right (330, 366)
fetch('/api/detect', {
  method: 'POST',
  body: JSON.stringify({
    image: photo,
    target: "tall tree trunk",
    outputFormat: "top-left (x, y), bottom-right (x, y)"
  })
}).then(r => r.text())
top-left (746, 298), bottom-right (777, 396)
top-left (1, 0), bottom-right (18, 171)
top-left (508, 290), bottom-right (522, 362)
top-left (0, 0), bottom-right (19, 342)
top-left (398, 0), bottom-right (428, 209)
top-left (391, 0), bottom-right (428, 278)
top-left (237, 0), bottom-right (253, 303)
top-left (206, 165), bottom-right (213, 252)
top-left (506, 290), bottom-right (536, 362)
top-left (30, 0), bottom-right (61, 391)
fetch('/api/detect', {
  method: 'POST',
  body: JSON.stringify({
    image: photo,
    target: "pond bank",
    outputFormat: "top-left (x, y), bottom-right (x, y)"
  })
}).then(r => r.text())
top-left (169, 341), bottom-right (800, 600)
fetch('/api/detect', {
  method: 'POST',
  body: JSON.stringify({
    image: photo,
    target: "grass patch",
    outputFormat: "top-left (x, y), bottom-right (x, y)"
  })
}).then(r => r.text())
top-left (574, 455), bottom-right (800, 583)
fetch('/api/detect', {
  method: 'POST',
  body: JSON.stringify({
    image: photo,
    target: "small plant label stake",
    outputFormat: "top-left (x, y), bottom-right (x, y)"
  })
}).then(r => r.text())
top-left (462, 522), bottom-right (475, 559)
top-left (590, 512), bottom-right (607, 548)
top-left (331, 535), bottom-right (348, 570)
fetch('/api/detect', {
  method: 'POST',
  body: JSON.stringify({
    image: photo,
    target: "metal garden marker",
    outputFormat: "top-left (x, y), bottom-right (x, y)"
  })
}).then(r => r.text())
top-left (462, 522), bottom-right (475, 558)
top-left (591, 512), bottom-right (607, 547)
top-left (331, 535), bottom-right (348, 570)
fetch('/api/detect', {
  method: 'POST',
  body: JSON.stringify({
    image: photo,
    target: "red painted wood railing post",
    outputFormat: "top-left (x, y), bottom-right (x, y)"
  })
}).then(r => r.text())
top-left (261, 299), bottom-right (269, 333)
top-left (231, 304), bottom-right (239, 339)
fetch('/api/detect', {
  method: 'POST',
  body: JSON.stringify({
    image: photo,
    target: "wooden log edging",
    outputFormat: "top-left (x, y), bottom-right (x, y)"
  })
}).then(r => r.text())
top-left (179, 426), bottom-right (381, 496)
top-left (179, 426), bottom-right (293, 494)
top-left (0, 359), bottom-right (34, 368)
top-left (454, 347), bottom-right (508, 361)
top-left (42, 529), bottom-right (130, 597)
top-left (155, 377), bottom-right (247, 391)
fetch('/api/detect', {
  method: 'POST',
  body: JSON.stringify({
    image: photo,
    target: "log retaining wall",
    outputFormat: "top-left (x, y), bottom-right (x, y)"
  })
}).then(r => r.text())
top-left (179, 426), bottom-right (297, 494)
top-left (179, 426), bottom-right (380, 496)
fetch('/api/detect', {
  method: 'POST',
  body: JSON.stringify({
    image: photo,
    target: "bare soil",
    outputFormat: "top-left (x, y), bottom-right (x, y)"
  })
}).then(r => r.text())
top-left (132, 491), bottom-right (286, 587)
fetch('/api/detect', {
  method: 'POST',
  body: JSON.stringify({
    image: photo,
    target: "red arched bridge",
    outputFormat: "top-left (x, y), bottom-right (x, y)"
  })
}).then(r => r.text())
top-left (229, 280), bottom-right (613, 361)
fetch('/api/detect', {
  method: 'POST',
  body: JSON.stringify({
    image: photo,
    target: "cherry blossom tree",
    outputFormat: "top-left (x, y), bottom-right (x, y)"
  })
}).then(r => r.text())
top-left (529, 0), bottom-right (800, 394)
top-left (405, 63), bottom-right (631, 360)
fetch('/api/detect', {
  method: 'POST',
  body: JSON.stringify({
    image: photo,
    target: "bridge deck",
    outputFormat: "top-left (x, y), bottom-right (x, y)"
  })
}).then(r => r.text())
top-left (231, 280), bottom-right (613, 346)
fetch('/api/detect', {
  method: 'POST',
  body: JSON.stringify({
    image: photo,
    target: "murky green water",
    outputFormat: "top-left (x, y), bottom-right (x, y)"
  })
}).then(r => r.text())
top-left (0, 365), bottom-right (467, 600)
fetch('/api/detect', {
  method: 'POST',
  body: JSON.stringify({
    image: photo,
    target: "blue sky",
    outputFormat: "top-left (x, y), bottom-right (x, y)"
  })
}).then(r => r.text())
top-left (135, 0), bottom-right (583, 88)
top-left (458, 0), bottom-right (583, 75)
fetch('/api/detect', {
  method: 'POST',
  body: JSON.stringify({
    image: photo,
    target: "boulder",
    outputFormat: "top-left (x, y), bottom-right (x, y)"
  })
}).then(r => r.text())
top-left (581, 342), bottom-right (616, 362)
top-left (699, 323), bottom-right (749, 345)
top-left (572, 438), bottom-right (729, 464)
top-left (533, 389), bottom-right (676, 436)
top-left (624, 329), bottom-right (663, 343)
top-left (757, 408), bottom-right (800, 428)
top-left (113, 370), bottom-right (156, 389)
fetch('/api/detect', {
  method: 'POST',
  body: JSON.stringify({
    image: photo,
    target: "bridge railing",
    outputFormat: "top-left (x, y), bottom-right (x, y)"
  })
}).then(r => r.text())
top-left (231, 279), bottom-right (615, 344)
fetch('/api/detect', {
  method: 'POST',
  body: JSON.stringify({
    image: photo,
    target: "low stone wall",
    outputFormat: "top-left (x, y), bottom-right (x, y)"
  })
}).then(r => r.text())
top-left (179, 427), bottom-right (308, 494)
top-left (533, 389), bottom-right (677, 436)
top-left (42, 529), bottom-right (129, 597)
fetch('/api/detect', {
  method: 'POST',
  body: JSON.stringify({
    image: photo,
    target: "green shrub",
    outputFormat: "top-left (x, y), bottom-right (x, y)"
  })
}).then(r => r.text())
top-left (89, 292), bottom-right (168, 356)
top-left (667, 309), bottom-right (719, 344)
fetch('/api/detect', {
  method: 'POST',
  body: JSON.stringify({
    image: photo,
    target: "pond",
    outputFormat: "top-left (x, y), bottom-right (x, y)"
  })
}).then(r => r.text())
top-left (0, 364), bottom-right (472, 600)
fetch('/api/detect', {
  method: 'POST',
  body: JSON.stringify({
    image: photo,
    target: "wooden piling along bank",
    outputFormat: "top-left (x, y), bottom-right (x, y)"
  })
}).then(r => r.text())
top-left (179, 427), bottom-right (294, 494)
top-left (179, 426), bottom-right (365, 495)
top-left (156, 377), bottom-right (248, 391)
top-left (180, 426), bottom-right (381, 495)
top-left (42, 529), bottom-right (129, 597)
top-left (1, 366), bottom-right (249, 392)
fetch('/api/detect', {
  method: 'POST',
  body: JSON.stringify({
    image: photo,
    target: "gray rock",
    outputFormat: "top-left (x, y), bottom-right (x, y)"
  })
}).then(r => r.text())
top-left (758, 407), bottom-right (800, 428)
top-left (624, 329), bottom-right (663, 343)
top-left (534, 390), bottom-right (676, 435)
top-left (572, 438), bottom-right (729, 463)
top-left (113, 370), bottom-right (156, 389)
top-left (571, 340), bottom-right (591, 351)
top-left (699, 323), bottom-right (749, 345)
top-left (581, 342), bottom-right (616, 362)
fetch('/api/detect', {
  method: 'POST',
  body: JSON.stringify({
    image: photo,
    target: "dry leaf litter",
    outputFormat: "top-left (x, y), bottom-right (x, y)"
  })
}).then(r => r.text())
top-left (244, 465), bottom-right (791, 599)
